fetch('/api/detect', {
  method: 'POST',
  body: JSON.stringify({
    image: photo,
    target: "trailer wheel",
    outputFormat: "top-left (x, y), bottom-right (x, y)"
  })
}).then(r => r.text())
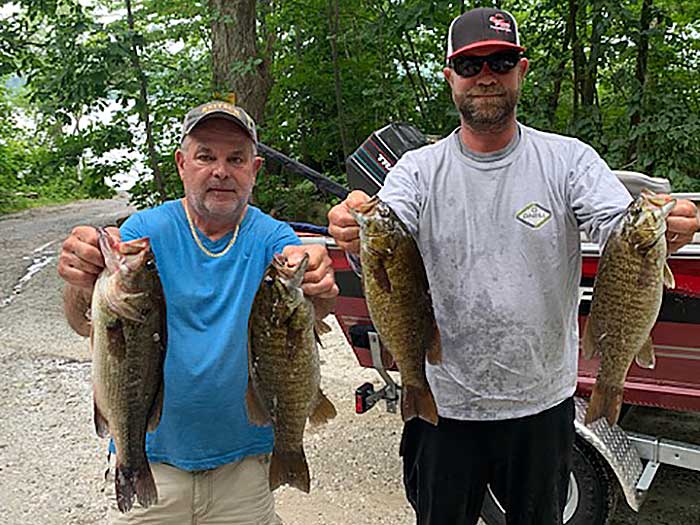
top-left (480, 438), bottom-right (618, 525)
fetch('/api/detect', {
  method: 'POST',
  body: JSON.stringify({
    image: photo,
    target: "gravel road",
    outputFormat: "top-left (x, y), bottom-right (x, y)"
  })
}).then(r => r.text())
top-left (0, 198), bottom-right (698, 525)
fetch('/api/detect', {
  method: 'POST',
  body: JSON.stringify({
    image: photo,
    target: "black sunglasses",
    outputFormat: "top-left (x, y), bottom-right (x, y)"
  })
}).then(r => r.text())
top-left (450, 52), bottom-right (521, 78)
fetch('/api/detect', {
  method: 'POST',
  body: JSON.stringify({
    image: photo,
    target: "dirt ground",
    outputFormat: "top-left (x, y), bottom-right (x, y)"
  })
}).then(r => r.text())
top-left (0, 198), bottom-right (698, 525)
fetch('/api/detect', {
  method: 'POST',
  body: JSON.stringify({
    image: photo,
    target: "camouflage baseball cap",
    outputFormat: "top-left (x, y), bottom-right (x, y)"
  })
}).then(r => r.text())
top-left (181, 101), bottom-right (258, 144)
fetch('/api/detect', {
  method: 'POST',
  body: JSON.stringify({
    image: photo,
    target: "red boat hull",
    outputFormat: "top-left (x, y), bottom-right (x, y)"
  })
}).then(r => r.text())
top-left (328, 242), bottom-right (700, 414)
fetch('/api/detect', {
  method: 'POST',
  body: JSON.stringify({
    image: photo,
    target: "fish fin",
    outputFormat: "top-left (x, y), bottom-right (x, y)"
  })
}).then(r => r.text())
top-left (313, 320), bottom-right (331, 348)
top-left (663, 262), bottom-right (675, 289)
top-left (401, 384), bottom-right (439, 426)
top-left (309, 389), bottom-right (337, 427)
top-left (315, 319), bottom-right (332, 336)
top-left (245, 381), bottom-right (271, 426)
top-left (269, 449), bottom-right (310, 493)
top-left (114, 461), bottom-right (158, 513)
top-left (146, 380), bottom-right (164, 432)
top-left (635, 336), bottom-right (656, 369)
top-left (585, 383), bottom-right (625, 426)
top-left (581, 318), bottom-right (600, 359)
top-left (93, 401), bottom-right (110, 438)
top-left (372, 261), bottom-right (392, 294)
top-left (246, 337), bottom-right (272, 425)
top-left (425, 319), bottom-right (442, 365)
top-left (157, 293), bottom-right (167, 351)
top-left (105, 319), bottom-right (127, 359)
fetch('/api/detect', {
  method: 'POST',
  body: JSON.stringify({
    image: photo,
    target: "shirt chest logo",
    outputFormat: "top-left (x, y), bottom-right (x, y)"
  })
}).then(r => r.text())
top-left (516, 202), bottom-right (552, 229)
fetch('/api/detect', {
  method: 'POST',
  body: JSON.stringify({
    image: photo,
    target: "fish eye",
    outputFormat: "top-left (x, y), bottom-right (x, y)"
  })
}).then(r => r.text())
top-left (264, 275), bottom-right (274, 286)
top-left (145, 259), bottom-right (156, 271)
top-left (378, 206), bottom-right (390, 218)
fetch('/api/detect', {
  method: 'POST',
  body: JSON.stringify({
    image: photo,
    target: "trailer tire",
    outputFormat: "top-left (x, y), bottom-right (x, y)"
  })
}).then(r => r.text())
top-left (480, 438), bottom-right (618, 525)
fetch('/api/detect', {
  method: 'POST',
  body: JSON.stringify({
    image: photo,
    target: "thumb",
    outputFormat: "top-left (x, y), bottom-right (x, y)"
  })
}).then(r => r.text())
top-left (346, 190), bottom-right (371, 210)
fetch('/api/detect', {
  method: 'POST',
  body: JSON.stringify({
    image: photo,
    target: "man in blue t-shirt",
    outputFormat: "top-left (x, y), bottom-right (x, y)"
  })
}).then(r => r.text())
top-left (58, 101), bottom-right (338, 523)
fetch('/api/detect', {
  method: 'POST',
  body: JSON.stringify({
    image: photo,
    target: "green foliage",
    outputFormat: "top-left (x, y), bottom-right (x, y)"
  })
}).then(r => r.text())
top-left (1, 0), bottom-right (698, 218)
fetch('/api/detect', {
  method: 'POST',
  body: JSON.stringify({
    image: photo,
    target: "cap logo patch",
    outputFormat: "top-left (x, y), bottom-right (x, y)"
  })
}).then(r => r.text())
top-left (489, 14), bottom-right (512, 33)
top-left (201, 102), bottom-right (241, 118)
top-left (516, 203), bottom-right (552, 229)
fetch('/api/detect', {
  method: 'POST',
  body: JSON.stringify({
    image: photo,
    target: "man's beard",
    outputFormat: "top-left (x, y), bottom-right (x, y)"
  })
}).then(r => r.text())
top-left (456, 84), bottom-right (520, 132)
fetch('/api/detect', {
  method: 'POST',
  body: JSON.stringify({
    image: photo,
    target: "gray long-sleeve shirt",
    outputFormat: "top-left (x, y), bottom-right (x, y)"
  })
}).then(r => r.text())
top-left (377, 124), bottom-right (632, 420)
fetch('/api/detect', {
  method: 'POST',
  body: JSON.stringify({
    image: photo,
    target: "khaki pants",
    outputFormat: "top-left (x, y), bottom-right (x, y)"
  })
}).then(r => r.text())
top-left (105, 455), bottom-right (282, 524)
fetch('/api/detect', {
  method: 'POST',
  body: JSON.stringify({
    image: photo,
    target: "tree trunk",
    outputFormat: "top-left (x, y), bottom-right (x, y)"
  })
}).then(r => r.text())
top-left (328, 0), bottom-right (350, 159)
top-left (627, 0), bottom-right (653, 162)
top-left (406, 32), bottom-right (431, 102)
top-left (209, 0), bottom-right (272, 124)
top-left (582, 2), bottom-right (603, 110)
top-left (569, 0), bottom-right (584, 120)
top-left (582, 1), bottom-right (605, 141)
top-left (376, 2), bottom-right (427, 123)
top-left (393, 42), bottom-right (428, 123)
top-left (547, 12), bottom-right (573, 126)
top-left (125, 0), bottom-right (167, 201)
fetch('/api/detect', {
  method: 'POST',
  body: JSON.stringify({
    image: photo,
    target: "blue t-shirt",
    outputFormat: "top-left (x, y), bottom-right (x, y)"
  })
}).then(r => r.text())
top-left (117, 200), bottom-right (300, 471)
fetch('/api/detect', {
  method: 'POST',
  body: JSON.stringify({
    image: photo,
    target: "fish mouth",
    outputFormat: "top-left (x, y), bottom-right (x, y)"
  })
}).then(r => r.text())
top-left (349, 196), bottom-right (380, 221)
top-left (271, 252), bottom-right (309, 283)
top-left (97, 227), bottom-right (152, 276)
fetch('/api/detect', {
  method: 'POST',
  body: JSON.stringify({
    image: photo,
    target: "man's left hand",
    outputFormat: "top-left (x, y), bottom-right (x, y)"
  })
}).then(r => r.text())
top-left (282, 244), bottom-right (339, 299)
top-left (664, 197), bottom-right (699, 253)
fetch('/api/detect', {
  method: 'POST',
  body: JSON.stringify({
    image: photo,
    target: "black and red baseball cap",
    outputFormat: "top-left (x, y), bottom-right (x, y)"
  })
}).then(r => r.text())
top-left (446, 7), bottom-right (525, 60)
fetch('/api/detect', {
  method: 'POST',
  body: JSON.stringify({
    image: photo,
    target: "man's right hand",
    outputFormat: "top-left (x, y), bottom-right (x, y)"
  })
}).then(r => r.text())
top-left (327, 190), bottom-right (370, 255)
top-left (57, 225), bottom-right (120, 289)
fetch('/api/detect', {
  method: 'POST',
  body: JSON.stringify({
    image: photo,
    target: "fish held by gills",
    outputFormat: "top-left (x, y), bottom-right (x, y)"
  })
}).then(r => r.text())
top-left (90, 228), bottom-right (166, 512)
top-left (583, 190), bottom-right (675, 426)
top-left (349, 196), bottom-right (441, 425)
top-left (247, 252), bottom-right (337, 493)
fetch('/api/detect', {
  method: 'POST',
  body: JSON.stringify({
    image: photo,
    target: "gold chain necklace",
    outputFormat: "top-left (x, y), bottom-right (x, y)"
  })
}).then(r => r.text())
top-left (183, 200), bottom-right (240, 258)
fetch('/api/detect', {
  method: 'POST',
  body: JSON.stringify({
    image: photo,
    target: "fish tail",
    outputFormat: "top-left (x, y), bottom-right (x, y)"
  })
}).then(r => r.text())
top-left (425, 319), bottom-right (442, 365)
top-left (585, 383), bottom-right (624, 426)
top-left (115, 460), bottom-right (157, 513)
top-left (401, 384), bottom-right (439, 426)
top-left (269, 448), bottom-right (310, 493)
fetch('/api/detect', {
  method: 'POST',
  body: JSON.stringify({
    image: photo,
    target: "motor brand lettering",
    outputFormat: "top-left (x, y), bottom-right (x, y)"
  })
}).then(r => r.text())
top-left (377, 153), bottom-right (393, 170)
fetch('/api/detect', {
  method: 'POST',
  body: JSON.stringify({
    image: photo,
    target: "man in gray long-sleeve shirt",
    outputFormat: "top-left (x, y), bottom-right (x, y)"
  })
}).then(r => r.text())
top-left (328, 7), bottom-right (699, 525)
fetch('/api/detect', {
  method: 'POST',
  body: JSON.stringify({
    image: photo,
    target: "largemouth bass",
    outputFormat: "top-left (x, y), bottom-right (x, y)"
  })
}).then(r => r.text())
top-left (247, 253), bottom-right (337, 493)
top-left (91, 228), bottom-right (166, 512)
top-left (583, 190), bottom-right (675, 425)
top-left (350, 196), bottom-right (441, 425)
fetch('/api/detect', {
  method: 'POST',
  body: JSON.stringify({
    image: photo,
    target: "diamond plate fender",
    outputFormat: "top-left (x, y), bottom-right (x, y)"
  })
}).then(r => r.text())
top-left (574, 397), bottom-right (646, 512)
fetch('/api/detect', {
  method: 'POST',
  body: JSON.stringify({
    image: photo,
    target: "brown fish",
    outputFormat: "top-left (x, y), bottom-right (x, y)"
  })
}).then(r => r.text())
top-left (91, 228), bottom-right (166, 512)
top-left (583, 190), bottom-right (675, 426)
top-left (350, 196), bottom-right (441, 425)
top-left (247, 253), bottom-right (337, 493)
